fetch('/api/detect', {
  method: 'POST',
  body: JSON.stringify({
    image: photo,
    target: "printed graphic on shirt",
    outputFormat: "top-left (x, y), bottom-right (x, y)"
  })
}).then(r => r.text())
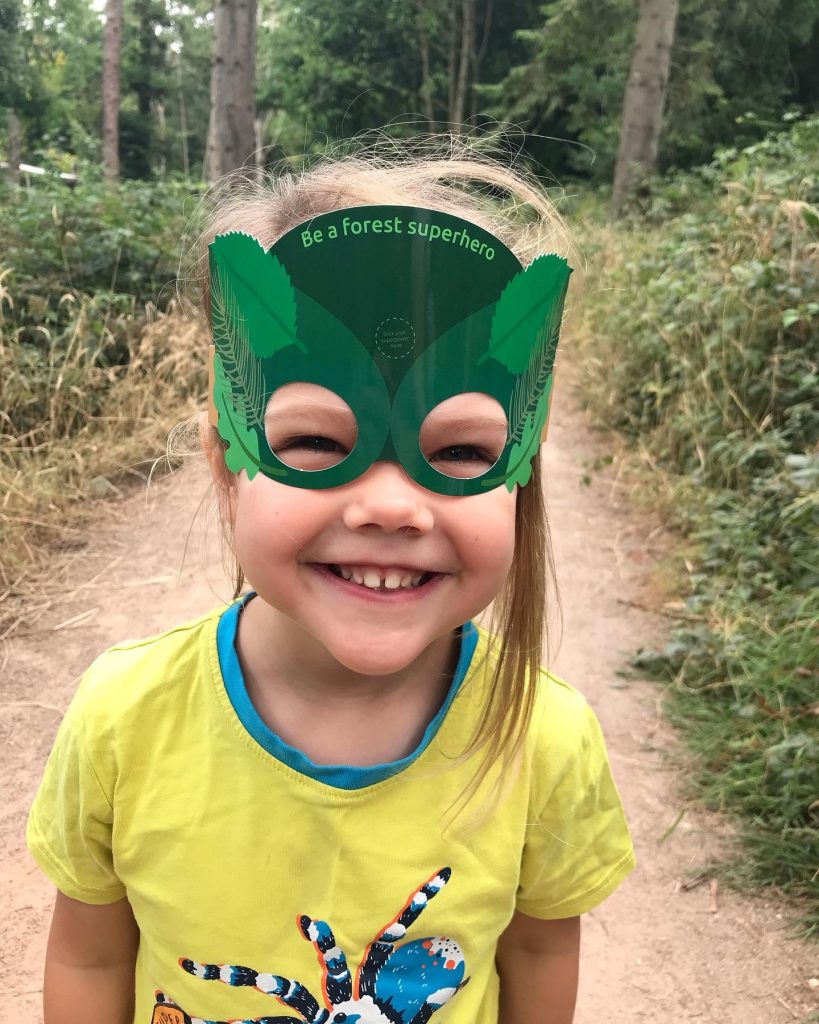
top-left (153, 866), bottom-right (469, 1024)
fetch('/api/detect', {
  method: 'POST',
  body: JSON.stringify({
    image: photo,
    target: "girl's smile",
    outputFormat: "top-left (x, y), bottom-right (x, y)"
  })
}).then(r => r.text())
top-left (212, 433), bottom-right (516, 681)
top-left (309, 561), bottom-right (448, 599)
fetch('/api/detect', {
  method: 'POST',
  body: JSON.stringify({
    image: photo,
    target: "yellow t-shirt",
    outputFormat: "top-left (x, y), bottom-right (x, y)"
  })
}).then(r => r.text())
top-left (28, 602), bottom-right (635, 1024)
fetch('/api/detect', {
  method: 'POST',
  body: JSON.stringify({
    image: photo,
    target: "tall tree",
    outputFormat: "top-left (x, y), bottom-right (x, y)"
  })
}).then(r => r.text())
top-left (610, 0), bottom-right (679, 213)
top-left (102, 0), bottom-right (123, 180)
top-left (207, 0), bottom-right (257, 180)
top-left (449, 0), bottom-right (477, 127)
top-left (1, 0), bottom-right (23, 182)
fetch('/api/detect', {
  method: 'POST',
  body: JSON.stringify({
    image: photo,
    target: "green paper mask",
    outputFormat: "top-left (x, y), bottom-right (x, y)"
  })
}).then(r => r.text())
top-left (208, 205), bottom-right (571, 495)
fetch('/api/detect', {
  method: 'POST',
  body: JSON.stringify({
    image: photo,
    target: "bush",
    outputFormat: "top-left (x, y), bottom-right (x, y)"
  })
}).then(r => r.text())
top-left (0, 176), bottom-right (207, 605)
top-left (573, 117), bottom-right (819, 935)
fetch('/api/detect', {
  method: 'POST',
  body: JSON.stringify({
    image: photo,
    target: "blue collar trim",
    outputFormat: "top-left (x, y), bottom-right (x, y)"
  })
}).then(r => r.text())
top-left (216, 596), bottom-right (478, 790)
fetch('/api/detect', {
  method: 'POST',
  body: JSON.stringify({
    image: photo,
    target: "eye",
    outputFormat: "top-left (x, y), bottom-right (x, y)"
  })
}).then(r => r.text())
top-left (265, 383), bottom-right (358, 472)
top-left (419, 393), bottom-right (508, 480)
top-left (333, 1015), bottom-right (348, 1023)
top-left (428, 444), bottom-right (495, 466)
top-left (277, 435), bottom-right (349, 455)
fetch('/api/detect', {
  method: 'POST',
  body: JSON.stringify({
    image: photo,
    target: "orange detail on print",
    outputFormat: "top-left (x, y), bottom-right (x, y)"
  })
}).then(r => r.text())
top-left (151, 1003), bottom-right (186, 1024)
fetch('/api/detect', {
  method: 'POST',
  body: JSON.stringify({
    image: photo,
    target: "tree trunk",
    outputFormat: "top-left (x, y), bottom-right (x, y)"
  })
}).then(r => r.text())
top-left (470, 0), bottom-right (493, 118)
top-left (611, 0), bottom-right (679, 216)
top-left (450, 0), bottom-right (476, 130)
top-left (207, 0), bottom-right (257, 181)
top-left (416, 0), bottom-right (435, 128)
top-left (5, 109), bottom-right (21, 185)
top-left (176, 54), bottom-right (190, 179)
top-left (447, 4), bottom-right (458, 126)
top-left (102, 0), bottom-right (122, 182)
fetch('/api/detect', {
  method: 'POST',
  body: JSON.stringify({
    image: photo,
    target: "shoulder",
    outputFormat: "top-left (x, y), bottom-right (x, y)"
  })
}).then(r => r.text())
top-left (71, 605), bottom-right (225, 729)
top-left (529, 669), bottom-right (606, 764)
top-left (468, 625), bottom-right (608, 773)
top-left (532, 670), bottom-right (596, 746)
top-left (467, 625), bottom-right (595, 749)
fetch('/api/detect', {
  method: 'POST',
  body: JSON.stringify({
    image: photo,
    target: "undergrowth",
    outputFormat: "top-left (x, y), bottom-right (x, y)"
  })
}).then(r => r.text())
top-left (573, 117), bottom-right (819, 936)
top-left (0, 177), bottom-right (207, 617)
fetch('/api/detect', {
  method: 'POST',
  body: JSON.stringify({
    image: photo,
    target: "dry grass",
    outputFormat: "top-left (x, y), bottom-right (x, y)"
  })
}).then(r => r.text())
top-left (1, 304), bottom-right (208, 628)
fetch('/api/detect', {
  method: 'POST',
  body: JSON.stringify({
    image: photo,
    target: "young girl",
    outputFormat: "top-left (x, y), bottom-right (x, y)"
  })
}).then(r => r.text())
top-left (28, 148), bottom-right (635, 1024)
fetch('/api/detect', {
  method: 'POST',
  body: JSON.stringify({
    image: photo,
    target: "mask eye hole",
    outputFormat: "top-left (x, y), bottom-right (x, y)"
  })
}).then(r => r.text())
top-left (265, 383), bottom-right (358, 472)
top-left (419, 392), bottom-right (508, 480)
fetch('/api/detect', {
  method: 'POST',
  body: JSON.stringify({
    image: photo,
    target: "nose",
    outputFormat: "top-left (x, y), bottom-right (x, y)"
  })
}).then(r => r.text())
top-left (341, 462), bottom-right (434, 534)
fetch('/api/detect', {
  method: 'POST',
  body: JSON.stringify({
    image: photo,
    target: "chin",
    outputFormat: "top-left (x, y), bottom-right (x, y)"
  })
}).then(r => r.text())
top-left (319, 632), bottom-right (439, 678)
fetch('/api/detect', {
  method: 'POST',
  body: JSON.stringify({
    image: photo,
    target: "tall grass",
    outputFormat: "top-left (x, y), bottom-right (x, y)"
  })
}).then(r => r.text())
top-left (0, 177), bottom-right (207, 621)
top-left (572, 117), bottom-right (818, 935)
top-left (0, 299), bottom-right (207, 606)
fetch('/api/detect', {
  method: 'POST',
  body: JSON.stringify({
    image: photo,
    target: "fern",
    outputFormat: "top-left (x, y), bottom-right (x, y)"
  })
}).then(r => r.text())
top-left (507, 303), bottom-right (561, 445)
top-left (211, 265), bottom-right (265, 430)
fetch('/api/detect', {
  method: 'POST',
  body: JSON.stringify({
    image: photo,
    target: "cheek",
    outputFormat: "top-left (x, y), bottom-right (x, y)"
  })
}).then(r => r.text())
top-left (230, 477), bottom-right (321, 564)
top-left (464, 488), bottom-right (517, 568)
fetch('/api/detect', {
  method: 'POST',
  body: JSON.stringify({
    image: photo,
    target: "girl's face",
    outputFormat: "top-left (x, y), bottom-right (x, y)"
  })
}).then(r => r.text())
top-left (214, 386), bottom-right (517, 677)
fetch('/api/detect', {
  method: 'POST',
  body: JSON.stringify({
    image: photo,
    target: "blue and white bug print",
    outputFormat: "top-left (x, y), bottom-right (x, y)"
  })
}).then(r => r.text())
top-left (153, 866), bottom-right (469, 1024)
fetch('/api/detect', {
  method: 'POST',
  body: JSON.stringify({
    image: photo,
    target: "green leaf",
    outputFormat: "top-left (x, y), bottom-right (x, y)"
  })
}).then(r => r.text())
top-left (503, 381), bottom-right (553, 491)
top-left (479, 254), bottom-right (571, 374)
top-left (507, 304), bottom-right (561, 446)
top-left (211, 266), bottom-right (265, 429)
top-left (213, 350), bottom-right (274, 480)
top-left (801, 206), bottom-right (819, 233)
top-left (209, 232), bottom-right (302, 358)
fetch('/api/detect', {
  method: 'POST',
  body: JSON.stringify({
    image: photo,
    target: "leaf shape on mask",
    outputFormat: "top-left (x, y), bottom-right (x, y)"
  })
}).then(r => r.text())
top-left (507, 295), bottom-right (562, 445)
top-left (210, 232), bottom-right (302, 359)
top-left (479, 254), bottom-right (571, 374)
top-left (211, 264), bottom-right (265, 430)
top-left (502, 380), bottom-right (553, 492)
top-left (213, 349), bottom-right (283, 480)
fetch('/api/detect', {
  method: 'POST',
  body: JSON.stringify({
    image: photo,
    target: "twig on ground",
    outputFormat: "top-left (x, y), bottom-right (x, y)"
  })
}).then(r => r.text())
top-left (52, 607), bottom-right (98, 631)
top-left (709, 878), bottom-right (719, 914)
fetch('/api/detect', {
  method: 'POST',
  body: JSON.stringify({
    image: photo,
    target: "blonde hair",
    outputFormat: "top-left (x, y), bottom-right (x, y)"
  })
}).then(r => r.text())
top-left (192, 135), bottom-right (568, 802)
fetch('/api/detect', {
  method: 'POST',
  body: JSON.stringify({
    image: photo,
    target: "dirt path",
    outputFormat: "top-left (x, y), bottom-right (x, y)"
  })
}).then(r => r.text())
top-left (2, 398), bottom-right (817, 1023)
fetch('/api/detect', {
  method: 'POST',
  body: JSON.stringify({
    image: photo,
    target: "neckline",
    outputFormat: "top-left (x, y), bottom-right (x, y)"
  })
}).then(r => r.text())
top-left (216, 596), bottom-right (479, 790)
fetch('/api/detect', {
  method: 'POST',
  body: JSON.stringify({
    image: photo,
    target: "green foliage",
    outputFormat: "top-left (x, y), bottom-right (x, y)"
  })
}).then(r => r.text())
top-left (583, 117), bottom-right (819, 483)
top-left (14, 0), bottom-right (103, 162)
top-left (0, 175), bottom-right (193, 435)
top-left (0, 0), bottom-right (24, 110)
top-left (575, 117), bottom-right (819, 934)
top-left (255, 0), bottom-right (540, 153)
top-left (256, 0), bottom-right (419, 151)
top-left (493, 0), bottom-right (819, 180)
top-left (483, 0), bottom-right (635, 179)
top-left (2, 0), bottom-right (211, 179)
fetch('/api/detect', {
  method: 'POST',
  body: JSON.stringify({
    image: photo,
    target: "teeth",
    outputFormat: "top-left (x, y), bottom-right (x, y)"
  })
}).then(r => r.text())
top-left (331, 565), bottom-right (431, 590)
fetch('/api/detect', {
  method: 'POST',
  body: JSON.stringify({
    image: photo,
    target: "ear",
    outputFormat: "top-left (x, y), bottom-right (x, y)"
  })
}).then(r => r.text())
top-left (198, 411), bottom-right (237, 524)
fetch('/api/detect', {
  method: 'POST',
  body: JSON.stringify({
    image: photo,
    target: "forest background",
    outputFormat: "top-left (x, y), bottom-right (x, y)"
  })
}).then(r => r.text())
top-left (1, 0), bottom-right (817, 936)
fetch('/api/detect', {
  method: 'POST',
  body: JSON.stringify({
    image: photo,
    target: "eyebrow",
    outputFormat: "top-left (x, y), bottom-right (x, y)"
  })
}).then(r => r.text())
top-left (426, 415), bottom-right (508, 433)
top-left (265, 397), bottom-right (354, 422)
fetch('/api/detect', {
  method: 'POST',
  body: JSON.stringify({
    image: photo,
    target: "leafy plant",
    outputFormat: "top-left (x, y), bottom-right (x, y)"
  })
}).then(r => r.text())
top-left (573, 117), bottom-right (819, 935)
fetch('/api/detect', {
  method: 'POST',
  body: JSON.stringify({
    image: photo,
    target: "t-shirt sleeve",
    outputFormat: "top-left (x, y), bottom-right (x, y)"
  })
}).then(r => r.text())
top-left (26, 681), bottom-right (126, 905)
top-left (515, 682), bottom-right (635, 919)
